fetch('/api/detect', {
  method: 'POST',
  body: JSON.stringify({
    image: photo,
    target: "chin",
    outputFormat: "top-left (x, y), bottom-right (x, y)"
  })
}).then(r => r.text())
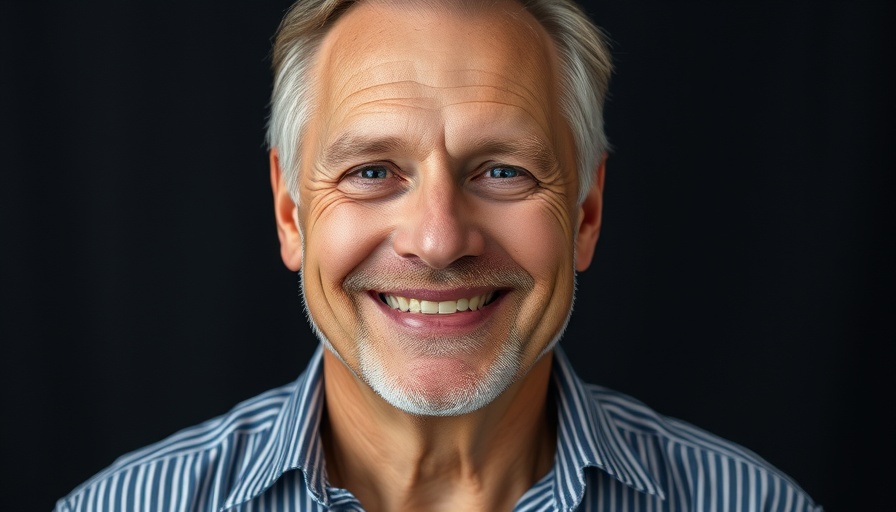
top-left (344, 320), bottom-right (540, 416)
top-left (356, 332), bottom-right (525, 417)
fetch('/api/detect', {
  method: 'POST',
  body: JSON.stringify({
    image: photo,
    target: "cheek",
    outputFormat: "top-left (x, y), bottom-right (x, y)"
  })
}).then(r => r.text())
top-left (485, 199), bottom-right (577, 343)
top-left (301, 197), bottom-right (394, 328)
top-left (302, 187), bottom-right (389, 273)
top-left (486, 199), bottom-right (576, 280)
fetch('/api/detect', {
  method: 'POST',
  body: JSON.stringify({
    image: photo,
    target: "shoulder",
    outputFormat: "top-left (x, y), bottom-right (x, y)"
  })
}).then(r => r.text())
top-left (55, 383), bottom-right (296, 512)
top-left (584, 383), bottom-right (823, 511)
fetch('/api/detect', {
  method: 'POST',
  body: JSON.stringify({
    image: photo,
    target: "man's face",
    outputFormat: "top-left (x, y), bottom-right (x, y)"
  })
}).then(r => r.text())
top-left (277, 0), bottom-right (602, 415)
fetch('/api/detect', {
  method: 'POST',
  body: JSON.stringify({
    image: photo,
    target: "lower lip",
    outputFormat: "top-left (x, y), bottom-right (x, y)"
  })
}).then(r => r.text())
top-left (370, 292), bottom-right (502, 334)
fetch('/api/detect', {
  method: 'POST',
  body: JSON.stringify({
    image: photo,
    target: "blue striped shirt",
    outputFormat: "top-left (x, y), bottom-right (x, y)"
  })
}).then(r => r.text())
top-left (56, 346), bottom-right (821, 511)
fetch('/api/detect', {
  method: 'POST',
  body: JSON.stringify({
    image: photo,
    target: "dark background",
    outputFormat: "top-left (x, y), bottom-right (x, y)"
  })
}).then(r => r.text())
top-left (1, 1), bottom-right (892, 510)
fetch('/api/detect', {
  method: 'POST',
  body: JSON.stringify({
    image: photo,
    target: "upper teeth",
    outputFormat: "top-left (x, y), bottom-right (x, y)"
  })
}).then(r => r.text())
top-left (383, 292), bottom-right (496, 314)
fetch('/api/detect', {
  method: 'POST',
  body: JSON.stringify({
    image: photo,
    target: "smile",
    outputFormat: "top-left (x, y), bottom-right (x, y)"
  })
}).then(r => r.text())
top-left (379, 292), bottom-right (499, 314)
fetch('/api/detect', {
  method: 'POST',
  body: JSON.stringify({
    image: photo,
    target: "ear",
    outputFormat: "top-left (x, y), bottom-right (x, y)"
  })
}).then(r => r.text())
top-left (574, 157), bottom-right (606, 272)
top-left (270, 148), bottom-right (303, 271)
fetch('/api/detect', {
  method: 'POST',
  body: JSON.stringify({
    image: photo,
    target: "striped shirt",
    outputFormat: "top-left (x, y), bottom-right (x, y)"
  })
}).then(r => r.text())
top-left (56, 346), bottom-right (821, 511)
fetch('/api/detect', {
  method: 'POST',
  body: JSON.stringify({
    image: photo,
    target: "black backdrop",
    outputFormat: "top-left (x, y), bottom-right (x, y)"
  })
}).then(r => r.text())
top-left (1, 1), bottom-right (892, 510)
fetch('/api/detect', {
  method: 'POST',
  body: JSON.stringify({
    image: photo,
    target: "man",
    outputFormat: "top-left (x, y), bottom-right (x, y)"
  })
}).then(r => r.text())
top-left (56, 0), bottom-right (821, 510)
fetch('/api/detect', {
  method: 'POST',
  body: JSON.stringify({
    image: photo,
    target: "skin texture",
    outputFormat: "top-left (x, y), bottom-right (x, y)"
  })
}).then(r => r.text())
top-left (270, 1), bottom-right (605, 510)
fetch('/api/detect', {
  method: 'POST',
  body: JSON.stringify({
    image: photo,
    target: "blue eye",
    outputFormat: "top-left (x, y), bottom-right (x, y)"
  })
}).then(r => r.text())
top-left (359, 166), bottom-right (389, 179)
top-left (488, 167), bottom-right (520, 178)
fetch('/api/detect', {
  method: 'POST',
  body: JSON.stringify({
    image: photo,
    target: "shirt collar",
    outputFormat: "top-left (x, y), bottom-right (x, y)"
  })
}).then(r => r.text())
top-left (222, 345), bottom-right (665, 511)
top-left (222, 348), bottom-right (331, 510)
top-left (550, 347), bottom-right (665, 510)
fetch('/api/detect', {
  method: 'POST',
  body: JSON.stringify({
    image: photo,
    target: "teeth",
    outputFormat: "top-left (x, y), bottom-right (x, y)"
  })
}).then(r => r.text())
top-left (382, 292), bottom-right (497, 314)
top-left (420, 300), bottom-right (438, 314)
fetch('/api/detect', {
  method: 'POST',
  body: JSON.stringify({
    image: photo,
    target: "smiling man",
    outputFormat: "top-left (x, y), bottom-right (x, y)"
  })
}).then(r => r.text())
top-left (56, 1), bottom-right (821, 511)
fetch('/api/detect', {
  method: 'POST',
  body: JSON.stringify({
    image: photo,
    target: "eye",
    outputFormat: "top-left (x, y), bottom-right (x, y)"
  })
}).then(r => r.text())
top-left (482, 164), bottom-right (531, 182)
top-left (338, 163), bottom-right (405, 199)
top-left (468, 163), bottom-right (538, 200)
top-left (357, 165), bottom-right (390, 179)
top-left (488, 166), bottom-right (521, 179)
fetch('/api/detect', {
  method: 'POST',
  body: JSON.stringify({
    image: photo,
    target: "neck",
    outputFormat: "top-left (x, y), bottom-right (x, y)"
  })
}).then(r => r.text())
top-left (321, 350), bottom-right (556, 512)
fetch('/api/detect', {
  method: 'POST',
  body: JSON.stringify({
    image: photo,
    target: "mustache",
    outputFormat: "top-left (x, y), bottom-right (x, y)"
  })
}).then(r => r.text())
top-left (343, 255), bottom-right (535, 293)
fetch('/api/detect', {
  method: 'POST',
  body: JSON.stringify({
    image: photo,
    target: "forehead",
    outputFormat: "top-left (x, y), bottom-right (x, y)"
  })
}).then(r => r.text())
top-left (320, 0), bottom-right (555, 76)
top-left (307, 0), bottom-right (565, 156)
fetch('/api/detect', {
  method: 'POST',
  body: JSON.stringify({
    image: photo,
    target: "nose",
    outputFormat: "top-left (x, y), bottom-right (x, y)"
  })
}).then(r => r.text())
top-left (392, 172), bottom-right (485, 269)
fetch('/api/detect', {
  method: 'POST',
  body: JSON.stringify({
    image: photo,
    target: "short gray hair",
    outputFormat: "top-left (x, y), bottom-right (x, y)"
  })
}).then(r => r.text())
top-left (267, 0), bottom-right (612, 204)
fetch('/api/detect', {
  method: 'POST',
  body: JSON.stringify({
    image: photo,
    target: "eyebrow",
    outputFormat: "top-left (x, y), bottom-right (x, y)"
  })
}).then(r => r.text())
top-left (322, 133), bottom-right (412, 170)
top-left (469, 135), bottom-right (558, 173)
top-left (321, 131), bottom-right (559, 172)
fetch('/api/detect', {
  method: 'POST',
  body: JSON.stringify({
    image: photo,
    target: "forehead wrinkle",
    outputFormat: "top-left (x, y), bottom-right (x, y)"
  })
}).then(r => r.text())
top-left (343, 97), bottom-right (542, 120)
top-left (339, 67), bottom-right (548, 100)
top-left (334, 80), bottom-right (551, 130)
top-left (346, 100), bottom-right (442, 115)
top-left (329, 52), bottom-right (547, 99)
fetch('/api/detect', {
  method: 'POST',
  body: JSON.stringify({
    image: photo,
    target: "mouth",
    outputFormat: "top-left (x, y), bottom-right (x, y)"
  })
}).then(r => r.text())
top-left (378, 290), bottom-right (501, 314)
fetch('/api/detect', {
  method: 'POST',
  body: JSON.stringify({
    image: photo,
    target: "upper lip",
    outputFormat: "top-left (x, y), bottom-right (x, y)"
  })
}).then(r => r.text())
top-left (373, 287), bottom-right (504, 302)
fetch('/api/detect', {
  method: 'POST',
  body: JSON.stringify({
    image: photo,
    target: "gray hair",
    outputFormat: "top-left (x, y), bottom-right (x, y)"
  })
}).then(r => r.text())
top-left (267, 0), bottom-right (612, 205)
